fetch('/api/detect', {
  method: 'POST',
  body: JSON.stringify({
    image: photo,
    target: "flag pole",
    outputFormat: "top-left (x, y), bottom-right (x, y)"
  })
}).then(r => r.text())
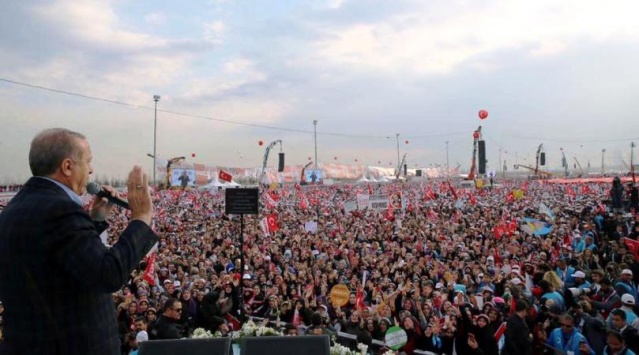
top-left (239, 213), bottom-right (245, 320)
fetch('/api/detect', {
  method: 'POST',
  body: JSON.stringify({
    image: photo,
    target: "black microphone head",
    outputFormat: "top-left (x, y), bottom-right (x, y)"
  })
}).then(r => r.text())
top-left (86, 182), bottom-right (101, 195)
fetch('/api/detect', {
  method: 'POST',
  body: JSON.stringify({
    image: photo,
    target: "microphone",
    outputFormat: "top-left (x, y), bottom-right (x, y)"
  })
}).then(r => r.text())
top-left (86, 182), bottom-right (130, 210)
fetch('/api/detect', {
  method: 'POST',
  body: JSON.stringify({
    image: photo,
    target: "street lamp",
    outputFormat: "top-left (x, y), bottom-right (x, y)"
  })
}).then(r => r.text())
top-left (313, 120), bottom-right (318, 171)
top-left (445, 141), bottom-right (449, 178)
top-left (601, 148), bottom-right (606, 175)
top-left (152, 95), bottom-right (161, 185)
top-left (395, 133), bottom-right (400, 173)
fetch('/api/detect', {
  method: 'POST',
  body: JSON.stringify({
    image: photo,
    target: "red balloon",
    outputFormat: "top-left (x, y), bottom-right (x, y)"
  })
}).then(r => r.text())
top-left (473, 131), bottom-right (480, 139)
top-left (258, 140), bottom-right (263, 146)
top-left (191, 152), bottom-right (196, 158)
top-left (478, 110), bottom-right (488, 119)
top-left (405, 140), bottom-right (409, 144)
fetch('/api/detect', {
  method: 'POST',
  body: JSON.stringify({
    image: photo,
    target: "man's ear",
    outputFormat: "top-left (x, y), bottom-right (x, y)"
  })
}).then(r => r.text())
top-left (60, 158), bottom-right (74, 177)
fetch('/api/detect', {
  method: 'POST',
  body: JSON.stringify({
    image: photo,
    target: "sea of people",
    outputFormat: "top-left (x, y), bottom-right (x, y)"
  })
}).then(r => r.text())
top-left (2, 177), bottom-right (639, 355)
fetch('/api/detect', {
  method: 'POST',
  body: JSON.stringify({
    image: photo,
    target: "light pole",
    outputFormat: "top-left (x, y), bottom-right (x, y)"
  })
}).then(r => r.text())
top-left (395, 133), bottom-right (400, 173)
top-left (631, 142), bottom-right (636, 181)
top-left (601, 148), bottom-right (606, 175)
top-left (152, 95), bottom-right (161, 185)
top-left (499, 148), bottom-right (502, 178)
top-left (313, 120), bottom-right (318, 171)
top-left (445, 141), bottom-right (449, 178)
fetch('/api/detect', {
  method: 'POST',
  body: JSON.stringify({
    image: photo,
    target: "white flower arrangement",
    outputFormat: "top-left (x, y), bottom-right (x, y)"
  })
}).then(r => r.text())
top-left (231, 320), bottom-right (283, 341)
top-left (191, 328), bottom-right (215, 339)
top-left (329, 342), bottom-right (369, 355)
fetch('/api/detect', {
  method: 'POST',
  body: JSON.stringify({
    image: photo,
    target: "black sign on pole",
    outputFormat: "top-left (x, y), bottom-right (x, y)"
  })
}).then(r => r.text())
top-left (225, 188), bottom-right (259, 215)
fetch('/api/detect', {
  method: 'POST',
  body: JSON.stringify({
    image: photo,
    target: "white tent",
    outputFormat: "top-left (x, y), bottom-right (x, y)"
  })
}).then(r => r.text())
top-left (356, 176), bottom-right (369, 183)
top-left (199, 179), bottom-right (226, 191)
top-left (225, 180), bottom-right (241, 187)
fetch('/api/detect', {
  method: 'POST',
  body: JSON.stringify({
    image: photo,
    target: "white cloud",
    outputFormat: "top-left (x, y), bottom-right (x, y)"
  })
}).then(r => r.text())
top-left (326, 0), bottom-right (346, 10)
top-left (181, 58), bottom-right (267, 100)
top-left (314, 1), bottom-right (639, 74)
top-left (203, 21), bottom-right (226, 44)
top-left (144, 12), bottom-right (166, 26)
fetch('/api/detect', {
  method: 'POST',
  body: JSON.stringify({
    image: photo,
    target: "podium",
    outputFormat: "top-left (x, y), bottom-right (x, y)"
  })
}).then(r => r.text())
top-left (139, 338), bottom-right (232, 355)
top-left (240, 335), bottom-right (330, 355)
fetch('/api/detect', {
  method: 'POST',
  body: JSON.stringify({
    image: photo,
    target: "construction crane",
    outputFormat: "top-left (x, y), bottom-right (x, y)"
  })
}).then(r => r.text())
top-left (560, 148), bottom-right (569, 178)
top-left (573, 157), bottom-right (585, 176)
top-left (259, 140), bottom-right (282, 185)
top-left (300, 161), bottom-right (313, 185)
top-left (164, 156), bottom-right (186, 189)
top-left (515, 164), bottom-right (555, 178)
top-left (467, 126), bottom-right (482, 181)
top-left (395, 153), bottom-right (407, 180)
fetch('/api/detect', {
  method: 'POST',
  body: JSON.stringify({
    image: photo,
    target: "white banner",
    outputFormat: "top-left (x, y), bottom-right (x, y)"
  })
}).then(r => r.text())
top-left (344, 200), bottom-right (358, 213)
top-left (304, 221), bottom-right (318, 233)
top-left (368, 194), bottom-right (389, 210)
top-left (356, 194), bottom-right (369, 210)
top-left (260, 218), bottom-right (270, 236)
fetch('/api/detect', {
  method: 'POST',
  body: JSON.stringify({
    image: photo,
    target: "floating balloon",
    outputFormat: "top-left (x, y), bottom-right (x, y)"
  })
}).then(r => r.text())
top-left (334, 156), bottom-right (338, 160)
top-left (191, 152), bottom-right (196, 158)
top-left (405, 140), bottom-right (409, 144)
top-left (355, 159), bottom-right (358, 162)
top-left (378, 160), bottom-right (381, 164)
top-left (258, 140), bottom-right (264, 146)
top-left (308, 156), bottom-right (312, 160)
top-left (478, 110), bottom-right (488, 120)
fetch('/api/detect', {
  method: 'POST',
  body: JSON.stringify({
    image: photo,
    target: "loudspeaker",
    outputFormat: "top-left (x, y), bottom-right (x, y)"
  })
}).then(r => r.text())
top-left (278, 153), bottom-right (285, 172)
top-left (139, 338), bottom-right (231, 355)
top-left (241, 335), bottom-right (330, 355)
top-left (403, 164), bottom-right (407, 176)
top-left (540, 152), bottom-right (546, 166)
top-left (478, 140), bottom-right (486, 174)
top-left (416, 169), bottom-right (422, 177)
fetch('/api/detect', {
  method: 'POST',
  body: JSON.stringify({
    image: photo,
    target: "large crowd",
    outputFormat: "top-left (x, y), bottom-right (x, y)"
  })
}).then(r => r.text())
top-left (3, 177), bottom-right (639, 355)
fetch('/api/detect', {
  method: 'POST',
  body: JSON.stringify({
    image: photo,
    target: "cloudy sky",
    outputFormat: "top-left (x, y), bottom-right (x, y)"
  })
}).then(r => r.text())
top-left (1, 0), bottom-right (639, 183)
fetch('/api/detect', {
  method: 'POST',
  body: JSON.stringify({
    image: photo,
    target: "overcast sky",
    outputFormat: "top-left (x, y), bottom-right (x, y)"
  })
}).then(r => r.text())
top-left (1, 0), bottom-right (639, 183)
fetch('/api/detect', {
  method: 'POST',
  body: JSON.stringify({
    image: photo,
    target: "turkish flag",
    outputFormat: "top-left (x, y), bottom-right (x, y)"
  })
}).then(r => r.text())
top-left (624, 238), bottom-right (639, 259)
top-left (384, 204), bottom-right (394, 221)
top-left (143, 253), bottom-right (156, 286)
top-left (447, 180), bottom-right (458, 200)
top-left (267, 213), bottom-right (279, 232)
top-left (299, 197), bottom-right (308, 210)
top-left (219, 170), bottom-right (233, 182)
top-left (356, 287), bottom-right (365, 311)
top-left (424, 187), bottom-right (436, 201)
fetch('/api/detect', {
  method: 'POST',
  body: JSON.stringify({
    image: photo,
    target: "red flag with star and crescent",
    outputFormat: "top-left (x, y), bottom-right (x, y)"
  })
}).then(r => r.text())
top-left (219, 170), bottom-right (233, 183)
top-left (143, 253), bottom-right (156, 286)
top-left (267, 213), bottom-right (279, 233)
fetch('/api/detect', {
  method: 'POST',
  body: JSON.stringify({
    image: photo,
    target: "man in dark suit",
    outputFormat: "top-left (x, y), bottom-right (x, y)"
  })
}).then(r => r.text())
top-left (0, 128), bottom-right (158, 355)
top-left (503, 299), bottom-right (533, 355)
top-left (148, 298), bottom-right (184, 340)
